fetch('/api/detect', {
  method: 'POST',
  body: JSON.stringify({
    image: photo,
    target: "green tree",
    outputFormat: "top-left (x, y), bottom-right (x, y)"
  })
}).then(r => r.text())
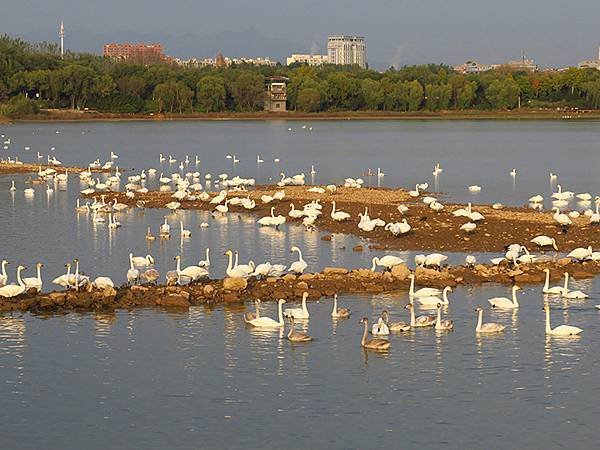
top-left (296, 87), bottom-right (321, 112)
top-left (406, 80), bottom-right (424, 111)
top-left (231, 71), bottom-right (264, 111)
top-left (196, 76), bottom-right (227, 112)
top-left (360, 78), bottom-right (384, 110)
top-left (485, 78), bottom-right (520, 109)
top-left (455, 81), bottom-right (477, 109)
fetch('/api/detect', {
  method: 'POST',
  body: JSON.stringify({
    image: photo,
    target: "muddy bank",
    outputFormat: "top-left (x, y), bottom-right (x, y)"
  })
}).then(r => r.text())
top-left (88, 185), bottom-right (600, 253)
top-left (2, 258), bottom-right (599, 314)
top-left (0, 162), bottom-right (115, 175)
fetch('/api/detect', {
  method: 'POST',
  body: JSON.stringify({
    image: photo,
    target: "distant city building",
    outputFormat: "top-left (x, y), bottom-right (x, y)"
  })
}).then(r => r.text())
top-left (215, 52), bottom-right (227, 68)
top-left (453, 60), bottom-right (492, 74)
top-left (176, 53), bottom-right (276, 68)
top-left (501, 52), bottom-right (538, 71)
top-left (103, 43), bottom-right (167, 65)
top-left (264, 77), bottom-right (288, 112)
top-left (286, 54), bottom-right (329, 66)
top-left (327, 36), bottom-right (366, 68)
top-left (578, 47), bottom-right (600, 70)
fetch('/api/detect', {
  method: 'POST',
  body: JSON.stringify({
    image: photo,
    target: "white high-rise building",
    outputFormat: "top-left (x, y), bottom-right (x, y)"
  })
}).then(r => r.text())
top-left (327, 36), bottom-right (366, 68)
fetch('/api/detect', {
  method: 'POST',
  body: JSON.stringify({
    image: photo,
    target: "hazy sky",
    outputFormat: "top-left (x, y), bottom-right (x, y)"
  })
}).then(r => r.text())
top-left (2, 0), bottom-right (599, 67)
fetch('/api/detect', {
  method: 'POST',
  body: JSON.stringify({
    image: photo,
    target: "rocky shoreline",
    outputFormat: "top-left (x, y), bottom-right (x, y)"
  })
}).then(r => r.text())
top-left (0, 162), bottom-right (116, 175)
top-left (2, 258), bottom-right (598, 314)
top-left (85, 185), bottom-right (600, 253)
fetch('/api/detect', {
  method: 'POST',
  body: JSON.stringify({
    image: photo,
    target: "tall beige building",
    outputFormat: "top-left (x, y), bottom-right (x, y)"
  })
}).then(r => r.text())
top-left (327, 36), bottom-right (366, 68)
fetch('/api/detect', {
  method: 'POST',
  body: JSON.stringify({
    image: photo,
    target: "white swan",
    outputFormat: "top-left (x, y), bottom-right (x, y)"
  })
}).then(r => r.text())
top-left (531, 236), bottom-right (558, 251)
top-left (560, 272), bottom-right (588, 299)
top-left (330, 201), bottom-right (350, 221)
top-left (180, 221), bottom-right (191, 238)
top-left (130, 253), bottom-right (154, 267)
top-left (0, 260), bottom-right (8, 286)
top-left (198, 248), bottom-right (210, 268)
top-left (543, 269), bottom-right (567, 295)
top-left (370, 255), bottom-right (404, 272)
top-left (567, 246), bottom-right (592, 261)
top-left (247, 299), bottom-right (286, 329)
top-left (408, 274), bottom-right (441, 298)
top-left (159, 217), bottom-right (170, 236)
top-left (22, 262), bottom-right (43, 292)
top-left (126, 255), bottom-right (139, 285)
top-left (289, 246), bottom-right (308, 274)
top-left (175, 255), bottom-right (208, 282)
top-left (475, 307), bottom-right (505, 333)
top-left (233, 251), bottom-right (255, 276)
top-left (416, 286), bottom-right (452, 307)
top-left (284, 292), bottom-right (310, 319)
top-left (224, 250), bottom-right (249, 278)
top-left (544, 305), bottom-right (582, 336)
top-left (371, 316), bottom-right (390, 335)
top-left (552, 207), bottom-right (572, 228)
top-left (52, 263), bottom-right (72, 288)
top-left (288, 203), bottom-right (304, 219)
top-left (92, 276), bottom-right (114, 290)
top-left (488, 285), bottom-right (521, 309)
top-left (0, 265), bottom-right (26, 298)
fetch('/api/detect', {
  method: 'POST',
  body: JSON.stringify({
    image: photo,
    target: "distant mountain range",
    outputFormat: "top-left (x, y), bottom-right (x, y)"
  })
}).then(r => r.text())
top-left (17, 26), bottom-right (312, 62)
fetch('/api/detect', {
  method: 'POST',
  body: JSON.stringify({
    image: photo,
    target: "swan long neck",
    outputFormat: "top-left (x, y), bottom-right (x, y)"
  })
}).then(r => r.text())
top-left (277, 301), bottom-right (284, 325)
top-left (176, 257), bottom-right (181, 273)
top-left (361, 321), bottom-right (368, 346)
top-left (1, 261), bottom-right (6, 278)
top-left (234, 252), bottom-right (239, 268)
top-left (17, 267), bottom-right (24, 287)
top-left (297, 248), bottom-right (304, 263)
top-left (226, 252), bottom-right (233, 273)
top-left (436, 308), bottom-right (442, 327)
top-left (332, 295), bottom-right (337, 315)
top-left (563, 273), bottom-right (569, 290)
top-left (512, 286), bottom-right (519, 307)
top-left (371, 257), bottom-right (378, 272)
top-left (36, 264), bottom-right (42, 281)
top-left (302, 294), bottom-right (308, 312)
top-left (409, 275), bottom-right (415, 296)
top-left (443, 287), bottom-right (450, 303)
top-left (476, 310), bottom-right (483, 332)
top-left (206, 248), bottom-right (210, 264)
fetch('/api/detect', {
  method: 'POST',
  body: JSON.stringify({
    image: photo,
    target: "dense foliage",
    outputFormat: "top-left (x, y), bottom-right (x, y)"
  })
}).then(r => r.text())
top-left (2, 35), bottom-right (600, 117)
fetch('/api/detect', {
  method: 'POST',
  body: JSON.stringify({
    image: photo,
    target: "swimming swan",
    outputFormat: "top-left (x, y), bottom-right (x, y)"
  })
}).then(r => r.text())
top-left (544, 305), bottom-right (582, 336)
top-left (488, 285), bottom-right (521, 309)
top-left (247, 299), bottom-right (286, 329)
top-left (475, 307), bottom-right (505, 333)
top-left (284, 292), bottom-right (309, 319)
top-left (359, 318), bottom-right (391, 351)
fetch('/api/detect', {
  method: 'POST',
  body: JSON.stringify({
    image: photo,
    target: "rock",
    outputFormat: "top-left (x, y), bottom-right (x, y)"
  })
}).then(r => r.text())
top-left (282, 274), bottom-right (297, 282)
top-left (223, 277), bottom-right (248, 291)
top-left (383, 271), bottom-right (394, 282)
top-left (415, 266), bottom-right (451, 280)
top-left (131, 285), bottom-right (149, 293)
top-left (514, 273), bottom-right (544, 284)
top-left (558, 258), bottom-right (572, 266)
top-left (323, 267), bottom-right (348, 275)
top-left (390, 263), bottom-right (410, 280)
top-left (203, 285), bottom-right (215, 296)
top-left (102, 286), bottom-right (117, 300)
top-left (353, 269), bottom-right (380, 279)
top-left (266, 277), bottom-right (280, 283)
top-left (296, 281), bottom-right (309, 290)
top-left (48, 292), bottom-right (67, 302)
top-left (221, 292), bottom-right (241, 303)
top-left (298, 273), bottom-right (316, 281)
top-left (352, 245), bottom-right (363, 252)
top-left (507, 269), bottom-right (524, 277)
top-left (321, 235), bottom-right (332, 241)
top-left (159, 294), bottom-right (190, 307)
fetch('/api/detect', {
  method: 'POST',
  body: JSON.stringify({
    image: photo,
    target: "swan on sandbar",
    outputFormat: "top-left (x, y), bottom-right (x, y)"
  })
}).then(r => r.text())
top-left (289, 246), bottom-right (308, 274)
top-left (330, 201), bottom-right (350, 221)
top-left (0, 265), bottom-right (26, 298)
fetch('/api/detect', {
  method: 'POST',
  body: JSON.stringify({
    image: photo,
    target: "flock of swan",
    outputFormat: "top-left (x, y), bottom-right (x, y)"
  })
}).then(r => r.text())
top-left (2, 141), bottom-right (600, 349)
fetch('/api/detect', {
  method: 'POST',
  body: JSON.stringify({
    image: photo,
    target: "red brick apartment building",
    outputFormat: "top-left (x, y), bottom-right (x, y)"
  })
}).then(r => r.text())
top-left (103, 43), bottom-right (166, 65)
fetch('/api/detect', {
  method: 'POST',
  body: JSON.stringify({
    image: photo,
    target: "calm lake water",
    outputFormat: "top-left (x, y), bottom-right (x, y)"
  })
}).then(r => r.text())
top-left (0, 120), bottom-right (599, 449)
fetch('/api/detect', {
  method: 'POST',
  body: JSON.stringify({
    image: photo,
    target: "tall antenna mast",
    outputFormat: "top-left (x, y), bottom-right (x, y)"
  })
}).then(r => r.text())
top-left (59, 21), bottom-right (65, 59)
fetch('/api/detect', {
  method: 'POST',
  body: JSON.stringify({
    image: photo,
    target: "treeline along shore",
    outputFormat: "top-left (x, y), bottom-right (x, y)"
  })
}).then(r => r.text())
top-left (3, 35), bottom-right (600, 119)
